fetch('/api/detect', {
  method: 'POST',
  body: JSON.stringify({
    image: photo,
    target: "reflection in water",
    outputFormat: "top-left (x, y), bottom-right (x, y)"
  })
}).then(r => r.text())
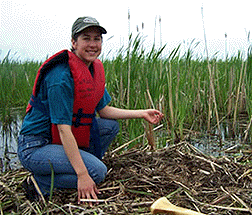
top-left (0, 117), bottom-right (22, 172)
top-left (189, 119), bottom-right (250, 157)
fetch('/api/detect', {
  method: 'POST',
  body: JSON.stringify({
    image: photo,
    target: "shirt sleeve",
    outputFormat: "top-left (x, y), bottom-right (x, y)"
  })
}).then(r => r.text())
top-left (48, 85), bottom-right (74, 125)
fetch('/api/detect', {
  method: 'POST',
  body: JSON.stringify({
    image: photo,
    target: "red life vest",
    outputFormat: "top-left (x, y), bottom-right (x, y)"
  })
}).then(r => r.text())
top-left (26, 50), bottom-right (105, 148)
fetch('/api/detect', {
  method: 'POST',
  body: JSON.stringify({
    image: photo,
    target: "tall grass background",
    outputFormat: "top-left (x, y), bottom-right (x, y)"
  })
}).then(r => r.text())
top-left (0, 34), bottom-right (252, 170)
top-left (0, 52), bottom-right (40, 170)
top-left (103, 34), bottom-right (252, 146)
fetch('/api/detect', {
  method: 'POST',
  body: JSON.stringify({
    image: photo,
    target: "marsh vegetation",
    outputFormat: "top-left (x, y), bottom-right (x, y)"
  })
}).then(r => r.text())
top-left (0, 36), bottom-right (252, 214)
top-left (1, 36), bottom-right (252, 168)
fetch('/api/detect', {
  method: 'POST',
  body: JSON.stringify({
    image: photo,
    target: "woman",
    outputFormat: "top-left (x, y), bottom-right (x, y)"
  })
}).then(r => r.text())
top-left (18, 16), bottom-right (164, 204)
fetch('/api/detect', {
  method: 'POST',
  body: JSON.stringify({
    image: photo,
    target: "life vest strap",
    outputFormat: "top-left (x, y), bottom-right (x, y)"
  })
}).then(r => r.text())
top-left (72, 108), bottom-right (96, 128)
top-left (72, 108), bottom-right (102, 159)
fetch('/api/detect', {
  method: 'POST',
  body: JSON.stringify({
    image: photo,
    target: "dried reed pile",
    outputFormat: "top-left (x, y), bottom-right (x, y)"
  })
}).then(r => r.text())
top-left (1, 141), bottom-right (252, 214)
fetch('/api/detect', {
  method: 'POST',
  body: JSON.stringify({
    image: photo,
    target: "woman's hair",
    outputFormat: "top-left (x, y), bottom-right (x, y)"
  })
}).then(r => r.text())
top-left (71, 32), bottom-right (81, 52)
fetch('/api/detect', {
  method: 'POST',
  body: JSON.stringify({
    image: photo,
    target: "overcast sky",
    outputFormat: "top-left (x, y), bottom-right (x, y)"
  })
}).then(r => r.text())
top-left (0, 0), bottom-right (251, 61)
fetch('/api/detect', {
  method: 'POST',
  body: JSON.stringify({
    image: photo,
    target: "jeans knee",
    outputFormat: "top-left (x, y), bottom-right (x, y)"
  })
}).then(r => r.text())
top-left (112, 120), bottom-right (120, 136)
top-left (91, 162), bottom-right (107, 184)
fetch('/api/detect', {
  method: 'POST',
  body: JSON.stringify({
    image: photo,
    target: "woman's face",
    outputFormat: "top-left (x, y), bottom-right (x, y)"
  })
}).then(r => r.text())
top-left (72, 27), bottom-right (102, 66)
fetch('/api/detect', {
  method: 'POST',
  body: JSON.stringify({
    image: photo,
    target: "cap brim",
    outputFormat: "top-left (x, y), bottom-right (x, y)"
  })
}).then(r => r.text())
top-left (76, 24), bottom-right (107, 35)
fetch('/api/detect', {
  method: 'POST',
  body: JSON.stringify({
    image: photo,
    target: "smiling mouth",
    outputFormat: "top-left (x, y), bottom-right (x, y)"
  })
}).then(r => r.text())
top-left (87, 50), bottom-right (97, 55)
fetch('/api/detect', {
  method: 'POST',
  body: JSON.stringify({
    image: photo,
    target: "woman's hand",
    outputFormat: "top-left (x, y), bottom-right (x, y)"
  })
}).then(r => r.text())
top-left (142, 109), bottom-right (164, 124)
top-left (77, 173), bottom-right (100, 206)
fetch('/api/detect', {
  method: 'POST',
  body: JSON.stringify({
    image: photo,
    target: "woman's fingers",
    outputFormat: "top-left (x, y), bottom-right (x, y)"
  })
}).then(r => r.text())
top-left (78, 184), bottom-right (99, 207)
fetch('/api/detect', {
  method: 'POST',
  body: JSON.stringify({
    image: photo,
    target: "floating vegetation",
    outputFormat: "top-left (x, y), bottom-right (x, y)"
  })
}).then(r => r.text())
top-left (1, 141), bottom-right (251, 214)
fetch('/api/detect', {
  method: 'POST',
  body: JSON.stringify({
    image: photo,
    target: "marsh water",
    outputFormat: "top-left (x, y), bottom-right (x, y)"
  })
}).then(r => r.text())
top-left (0, 117), bottom-right (250, 173)
top-left (0, 118), bottom-right (22, 171)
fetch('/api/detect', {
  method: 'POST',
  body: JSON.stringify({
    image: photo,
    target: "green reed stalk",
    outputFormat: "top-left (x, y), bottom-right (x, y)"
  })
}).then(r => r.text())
top-left (201, 5), bottom-right (221, 134)
top-left (49, 161), bottom-right (55, 201)
top-left (167, 63), bottom-right (174, 128)
top-left (127, 35), bottom-right (131, 109)
top-left (233, 62), bottom-right (246, 132)
top-left (243, 46), bottom-right (252, 141)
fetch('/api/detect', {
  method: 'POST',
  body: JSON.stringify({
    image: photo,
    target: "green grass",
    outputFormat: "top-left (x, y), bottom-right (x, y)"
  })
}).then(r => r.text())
top-left (1, 37), bottom-right (252, 152)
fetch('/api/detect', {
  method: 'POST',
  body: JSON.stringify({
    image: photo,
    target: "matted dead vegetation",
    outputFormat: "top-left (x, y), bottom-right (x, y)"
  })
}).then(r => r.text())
top-left (1, 141), bottom-right (252, 214)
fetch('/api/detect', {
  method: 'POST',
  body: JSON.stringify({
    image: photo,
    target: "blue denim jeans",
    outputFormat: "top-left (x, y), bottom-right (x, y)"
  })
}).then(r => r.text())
top-left (18, 118), bottom-right (119, 196)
